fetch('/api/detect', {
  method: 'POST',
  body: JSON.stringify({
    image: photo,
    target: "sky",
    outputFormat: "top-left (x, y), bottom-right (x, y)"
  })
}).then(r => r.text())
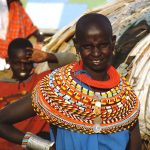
top-left (23, 0), bottom-right (113, 32)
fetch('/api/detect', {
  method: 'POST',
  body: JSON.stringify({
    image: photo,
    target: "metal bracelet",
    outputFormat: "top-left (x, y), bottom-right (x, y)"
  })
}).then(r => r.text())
top-left (22, 132), bottom-right (55, 150)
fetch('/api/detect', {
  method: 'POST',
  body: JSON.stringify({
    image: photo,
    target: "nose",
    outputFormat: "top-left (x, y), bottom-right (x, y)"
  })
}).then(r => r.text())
top-left (20, 63), bottom-right (25, 71)
top-left (92, 46), bottom-right (101, 57)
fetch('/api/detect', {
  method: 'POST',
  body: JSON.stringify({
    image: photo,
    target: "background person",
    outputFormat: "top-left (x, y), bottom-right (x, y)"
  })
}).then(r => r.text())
top-left (0, 0), bottom-right (43, 71)
top-left (0, 0), bottom-right (76, 72)
top-left (0, 37), bottom-right (76, 150)
top-left (0, 38), bottom-right (50, 150)
top-left (0, 0), bottom-right (43, 59)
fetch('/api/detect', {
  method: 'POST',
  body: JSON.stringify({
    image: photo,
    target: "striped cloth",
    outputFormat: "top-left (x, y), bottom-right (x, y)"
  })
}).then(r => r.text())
top-left (0, 1), bottom-right (37, 58)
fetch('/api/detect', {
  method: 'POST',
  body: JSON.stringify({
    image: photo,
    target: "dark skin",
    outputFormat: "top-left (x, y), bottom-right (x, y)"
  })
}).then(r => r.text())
top-left (7, 43), bottom-right (65, 81)
top-left (25, 48), bottom-right (58, 64)
top-left (0, 17), bottom-right (141, 150)
top-left (74, 23), bottom-right (116, 81)
top-left (1, 44), bottom-right (58, 149)
top-left (9, 48), bottom-right (34, 82)
top-left (0, 94), bottom-right (35, 144)
top-left (0, 94), bottom-right (55, 149)
top-left (74, 22), bottom-right (141, 150)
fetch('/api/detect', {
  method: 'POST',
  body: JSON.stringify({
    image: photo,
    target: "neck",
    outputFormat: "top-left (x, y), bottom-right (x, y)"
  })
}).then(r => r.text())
top-left (12, 75), bottom-right (25, 82)
top-left (83, 66), bottom-right (109, 81)
top-left (12, 74), bottom-right (32, 83)
top-left (73, 62), bottom-right (120, 89)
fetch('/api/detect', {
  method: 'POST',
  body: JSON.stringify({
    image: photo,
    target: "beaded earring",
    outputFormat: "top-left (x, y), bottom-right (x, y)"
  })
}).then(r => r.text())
top-left (76, 53), bottom-right (82, 68)
top-left (76, 53), bottom-right (81, 62)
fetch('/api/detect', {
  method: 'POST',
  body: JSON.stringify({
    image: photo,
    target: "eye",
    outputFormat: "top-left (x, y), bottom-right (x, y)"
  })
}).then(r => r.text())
top-left (25, 62), bottom-right (33, 65)
top-left (99, 43), bottom-right (109, 48)
top-left (81, 44), bottom-right (93, 50)
top-left (13, 61), bottom-right (20, 65)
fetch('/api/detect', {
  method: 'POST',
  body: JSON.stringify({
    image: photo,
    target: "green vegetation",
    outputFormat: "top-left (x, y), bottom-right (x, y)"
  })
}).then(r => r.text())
top-left (69, 0), bottom-right (107, 9)
top-left (20, 0), bottom-right (27, 7)
top-left (21, 0), bottom-right (107, 9)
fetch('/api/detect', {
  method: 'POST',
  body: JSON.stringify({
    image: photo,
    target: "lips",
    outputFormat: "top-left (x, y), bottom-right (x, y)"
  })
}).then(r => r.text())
top-left (91, 58), bottom-right (105, 65)
top-left (20, 72), bottom-right (26, 77)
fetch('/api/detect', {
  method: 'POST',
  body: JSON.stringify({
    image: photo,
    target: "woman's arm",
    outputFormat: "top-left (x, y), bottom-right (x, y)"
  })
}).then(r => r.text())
top-left (127, 120), bottom-right (142, 150)
top-left (0, 94), bottom-right (36, 144)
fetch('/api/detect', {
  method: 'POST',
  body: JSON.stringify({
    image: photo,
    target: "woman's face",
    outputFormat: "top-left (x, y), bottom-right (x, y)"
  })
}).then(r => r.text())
top-left (75, 25), bottom-right (115, 73)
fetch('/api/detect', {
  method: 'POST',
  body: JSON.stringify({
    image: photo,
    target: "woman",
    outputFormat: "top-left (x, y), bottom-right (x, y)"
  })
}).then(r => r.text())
top-left (0, 13), bottom-right (141, 150)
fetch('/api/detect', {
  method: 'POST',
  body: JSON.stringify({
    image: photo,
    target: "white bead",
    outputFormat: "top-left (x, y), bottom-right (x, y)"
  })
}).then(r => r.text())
top-left (93, 124), bottom-right (101, 133)
top-left (95, 101), bottom-right (101, 107)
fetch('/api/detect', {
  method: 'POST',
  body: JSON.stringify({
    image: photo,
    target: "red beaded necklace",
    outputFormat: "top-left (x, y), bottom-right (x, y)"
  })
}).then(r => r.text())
top-left (73, 61), bottom-right (120, 89)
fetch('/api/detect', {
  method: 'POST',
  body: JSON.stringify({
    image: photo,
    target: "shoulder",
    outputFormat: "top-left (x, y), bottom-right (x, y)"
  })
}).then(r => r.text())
top-left (34, 70), bottom-right (52, 81)
top-left (0, 70), bottom-right (15, 82)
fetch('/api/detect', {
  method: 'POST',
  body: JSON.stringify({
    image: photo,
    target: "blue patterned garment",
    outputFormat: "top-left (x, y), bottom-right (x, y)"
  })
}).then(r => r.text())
top-left (50, 127), bottom-right (129, 150)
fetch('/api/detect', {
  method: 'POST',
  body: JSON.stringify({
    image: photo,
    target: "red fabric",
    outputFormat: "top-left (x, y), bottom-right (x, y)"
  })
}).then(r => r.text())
top-left (0, 70), bottom-right (51, 150)
top-left (0, 1), bottom-right (37, 58)
top-left (73, 61), bottom-right (120, 89)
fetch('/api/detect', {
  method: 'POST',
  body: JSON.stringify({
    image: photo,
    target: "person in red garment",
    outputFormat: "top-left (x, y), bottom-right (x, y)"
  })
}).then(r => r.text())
top-left (0, 0), bottom-right (76, 71)
top-left (0, 38), bottom-right (51, 150)
top-left (0, 0), bottom-right (42, 59)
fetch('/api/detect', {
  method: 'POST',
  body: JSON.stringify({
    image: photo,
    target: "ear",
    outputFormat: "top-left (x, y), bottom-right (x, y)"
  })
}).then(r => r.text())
top-left (6, 58), bottom-right (10, 65)
top-left (112, 35), bottom-right (116, 45)
top-left (112, 35), bottom-right (116, 51)
top-left (73, 37), bottom-right (79, 54)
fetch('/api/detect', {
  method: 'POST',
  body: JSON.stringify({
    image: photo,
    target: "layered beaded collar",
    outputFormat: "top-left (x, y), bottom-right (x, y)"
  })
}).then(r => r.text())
top-left (32, 63), bottom-right (140, 134)
top-left (73, 61), bottom-right (120, 89)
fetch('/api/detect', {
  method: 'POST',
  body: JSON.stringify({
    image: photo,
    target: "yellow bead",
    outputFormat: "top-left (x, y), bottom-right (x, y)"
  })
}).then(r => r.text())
top-left (21, 90), bottom-right (27, 95)
top-left (0, 97), bottom-right (4, 101)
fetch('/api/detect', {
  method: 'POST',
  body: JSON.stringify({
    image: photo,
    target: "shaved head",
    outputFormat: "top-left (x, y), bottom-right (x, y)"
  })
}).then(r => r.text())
top-left (8, 38), bottom-right (33, 60)
top-left (73, 13), bottom-right (116, 73)
top-left (75, 13), bottom-right (112, 42)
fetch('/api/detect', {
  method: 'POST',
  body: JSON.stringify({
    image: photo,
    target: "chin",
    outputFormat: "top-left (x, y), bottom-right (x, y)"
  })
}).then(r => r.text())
top-left (17, 76), bottom-right (28, 81)
top-left (91, 64), bottom-right (108, 72)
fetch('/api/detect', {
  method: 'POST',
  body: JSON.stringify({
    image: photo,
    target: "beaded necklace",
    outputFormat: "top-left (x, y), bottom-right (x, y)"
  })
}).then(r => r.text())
top-left (73, 61), bottom-right (120, 89)
top-left (73, 63), bottom-right (120, 131)
top-left (32, 63), bottom-right (140, 134)
top-left (74, 73), bottom-right (103, 130)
